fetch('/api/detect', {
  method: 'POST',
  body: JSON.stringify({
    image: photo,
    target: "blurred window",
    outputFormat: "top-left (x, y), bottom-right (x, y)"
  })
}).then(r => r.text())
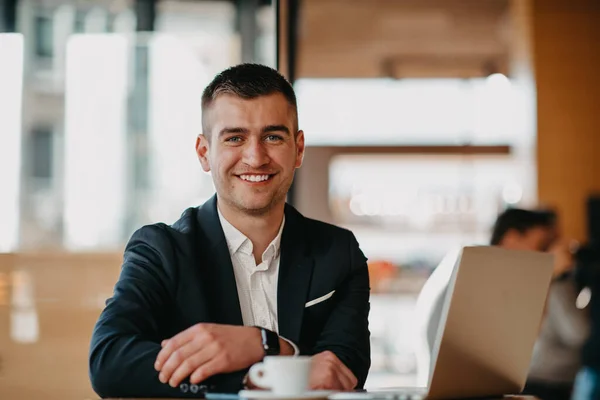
top-left (295, 75), bottom-right (522, 146)
top-left (34, 15), bottom-right (54, 58)
top-left (30, 127), bottom-right (54, 180)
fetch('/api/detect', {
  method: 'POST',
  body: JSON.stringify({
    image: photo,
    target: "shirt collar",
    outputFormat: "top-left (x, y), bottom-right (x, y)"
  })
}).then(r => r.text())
top-left (217, 206), bottom-right (285, 263)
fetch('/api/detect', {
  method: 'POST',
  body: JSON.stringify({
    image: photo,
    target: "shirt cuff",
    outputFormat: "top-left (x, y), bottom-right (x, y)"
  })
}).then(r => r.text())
top-left (280, 336), bottom-right (300, 355)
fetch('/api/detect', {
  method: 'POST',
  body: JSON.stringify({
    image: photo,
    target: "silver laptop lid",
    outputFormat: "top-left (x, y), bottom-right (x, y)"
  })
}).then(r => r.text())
top-left (427, 246), bottom-right (553, 400)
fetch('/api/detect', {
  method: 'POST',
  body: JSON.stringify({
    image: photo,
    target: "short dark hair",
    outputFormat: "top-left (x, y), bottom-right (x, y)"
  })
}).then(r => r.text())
top-left (201, 63), bottom-right (298, 135)
top-left (490, 208), bottom-right (557, 245)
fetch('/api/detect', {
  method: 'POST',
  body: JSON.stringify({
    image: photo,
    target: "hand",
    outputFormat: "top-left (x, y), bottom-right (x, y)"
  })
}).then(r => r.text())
top-left (154, 324), bottom-right (263, 388)
top-left (309, 351), bottom-right (357, 391)
top-left (550, 240), bottom-right (574, 278)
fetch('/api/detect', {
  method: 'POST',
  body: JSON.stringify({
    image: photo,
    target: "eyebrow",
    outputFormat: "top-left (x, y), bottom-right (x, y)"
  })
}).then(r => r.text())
top-left (218, 125), bottom-right (291, 138)
top-left (262, 125), bottom-right (291, 136)
top-left (218, 127), bottom-right (250, 138)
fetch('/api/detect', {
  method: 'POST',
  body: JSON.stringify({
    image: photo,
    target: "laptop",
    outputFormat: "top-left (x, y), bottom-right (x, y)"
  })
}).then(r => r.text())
top-left (332, 246), bottom-right (554, 400)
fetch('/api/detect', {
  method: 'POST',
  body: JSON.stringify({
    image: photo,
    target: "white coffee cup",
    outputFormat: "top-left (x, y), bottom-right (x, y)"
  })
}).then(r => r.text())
top-left (248, 356), bottom-right (312, 395)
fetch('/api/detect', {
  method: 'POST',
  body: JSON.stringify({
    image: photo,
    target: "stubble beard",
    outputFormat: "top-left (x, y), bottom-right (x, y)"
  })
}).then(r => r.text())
top-left (226, 178), bottom-right (292, 217)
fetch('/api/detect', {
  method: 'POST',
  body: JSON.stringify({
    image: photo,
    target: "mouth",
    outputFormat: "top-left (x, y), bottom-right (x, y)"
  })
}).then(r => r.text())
top-left (236, 173), bottom-right (276, 184)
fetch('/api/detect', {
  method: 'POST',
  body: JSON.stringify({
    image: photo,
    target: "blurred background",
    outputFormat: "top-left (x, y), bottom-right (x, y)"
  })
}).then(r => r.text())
top-left (1, 0), bottom-right (599, 398)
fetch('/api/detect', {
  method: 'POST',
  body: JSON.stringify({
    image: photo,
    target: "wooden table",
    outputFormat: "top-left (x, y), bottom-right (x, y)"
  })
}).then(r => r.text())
top-left (103, 397), bottom-right (539, 400)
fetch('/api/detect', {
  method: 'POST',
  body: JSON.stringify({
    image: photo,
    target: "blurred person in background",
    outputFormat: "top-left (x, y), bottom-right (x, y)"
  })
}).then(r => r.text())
top-left (523, 238), bottom-right (589, 400)
top-left (415, 209), bottom-right (588, 400)
top-left (89, 64), bottom-right (371, 398)
top-left (569, 197), bottom-right (600, 400)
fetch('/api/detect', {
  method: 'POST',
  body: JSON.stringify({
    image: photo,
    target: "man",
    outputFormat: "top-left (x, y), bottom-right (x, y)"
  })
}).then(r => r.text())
top-left (414, 208), bottom-right (586, 400)
top-left (524, 238), bottom-right (589, 400)
top-left (89, 64), bottom-right (371, 398)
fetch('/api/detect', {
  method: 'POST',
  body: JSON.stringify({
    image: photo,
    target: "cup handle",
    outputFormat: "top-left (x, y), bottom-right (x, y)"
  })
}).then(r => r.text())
top-left (248, 362), bottom-right (271, 389)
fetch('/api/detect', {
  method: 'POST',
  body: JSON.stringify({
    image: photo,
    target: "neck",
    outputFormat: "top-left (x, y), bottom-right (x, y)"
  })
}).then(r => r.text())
top-left (217, 197), bottom-right (285, 262)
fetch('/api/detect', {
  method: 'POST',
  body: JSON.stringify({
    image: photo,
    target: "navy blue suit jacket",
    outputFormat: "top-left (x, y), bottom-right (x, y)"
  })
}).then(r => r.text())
top-left (89, 196), bottom-right (371, 398)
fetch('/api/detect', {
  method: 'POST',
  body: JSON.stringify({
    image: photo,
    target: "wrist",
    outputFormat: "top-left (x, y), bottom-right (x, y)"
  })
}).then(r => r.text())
top-left (279, 337), bottom-right (294, 355)
top-left (250, 327), bottom-right (265, 363)
top-left (254, 326), bottom-right (281, 358)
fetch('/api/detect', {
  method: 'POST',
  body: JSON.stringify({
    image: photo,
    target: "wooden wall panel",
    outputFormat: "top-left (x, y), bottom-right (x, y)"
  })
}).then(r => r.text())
top-left (533, 0), bottom-right (600, 240)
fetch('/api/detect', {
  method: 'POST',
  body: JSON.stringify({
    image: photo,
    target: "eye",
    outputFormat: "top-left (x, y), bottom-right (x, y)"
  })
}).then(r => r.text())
top-left (225, 136), bottom-right (242, 143)
top-left (265, 134), bottom-right (283, 142)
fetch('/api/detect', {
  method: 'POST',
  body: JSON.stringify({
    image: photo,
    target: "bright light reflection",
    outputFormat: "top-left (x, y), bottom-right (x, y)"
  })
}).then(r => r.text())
top-left (0, 34), bottom-right (24, 252)
top-left (10, 270), bottom-right (39, 343)
top-left (63, 34), bottom-right (128, 250)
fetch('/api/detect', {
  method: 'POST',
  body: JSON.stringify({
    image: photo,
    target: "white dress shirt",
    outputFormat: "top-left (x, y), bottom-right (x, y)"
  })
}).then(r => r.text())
top-left (217, 208), bottom-right (298, 353)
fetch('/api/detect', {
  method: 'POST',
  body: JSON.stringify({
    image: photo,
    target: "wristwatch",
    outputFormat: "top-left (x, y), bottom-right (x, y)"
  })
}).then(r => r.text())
top-left (256, 327), bottom-right (280, 356)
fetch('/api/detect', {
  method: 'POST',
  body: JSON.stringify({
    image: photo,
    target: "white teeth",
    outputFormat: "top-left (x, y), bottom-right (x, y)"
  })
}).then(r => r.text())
top-left (240, 174), bottom-right (270, 182)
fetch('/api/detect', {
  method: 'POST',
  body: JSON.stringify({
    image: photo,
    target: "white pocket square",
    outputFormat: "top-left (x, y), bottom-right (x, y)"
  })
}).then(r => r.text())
top-left (305, 290), bottom-right (335, 308)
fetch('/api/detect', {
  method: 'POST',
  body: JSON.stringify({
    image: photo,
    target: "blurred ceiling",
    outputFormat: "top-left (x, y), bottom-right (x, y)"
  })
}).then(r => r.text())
top-left (296, 0), bottom-right (511, 78)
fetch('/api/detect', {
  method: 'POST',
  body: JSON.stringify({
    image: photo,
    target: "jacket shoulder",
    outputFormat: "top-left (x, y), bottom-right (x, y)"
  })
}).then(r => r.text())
top-left (125, 207), bottom-right (201, 254)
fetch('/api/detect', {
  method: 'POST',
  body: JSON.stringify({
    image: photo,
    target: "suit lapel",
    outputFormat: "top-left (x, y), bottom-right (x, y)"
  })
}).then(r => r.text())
top-left (277, 205), bottom-right (314, 343)
top-left (196, 195), bottom-right (244, 326)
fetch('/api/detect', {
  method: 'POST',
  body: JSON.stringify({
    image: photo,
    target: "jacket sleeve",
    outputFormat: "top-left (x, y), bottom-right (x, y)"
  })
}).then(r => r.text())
top-left (311, 231), bottom-right (371, 388)
top-left (547, 279), bottom-right (590, 348)
top-left (88, 225), bottom-right (214, 398)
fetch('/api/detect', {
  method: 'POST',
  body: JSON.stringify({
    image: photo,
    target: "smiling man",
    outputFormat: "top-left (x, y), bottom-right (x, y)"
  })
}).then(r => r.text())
top-left (89, 64), bottom-right (371, 398)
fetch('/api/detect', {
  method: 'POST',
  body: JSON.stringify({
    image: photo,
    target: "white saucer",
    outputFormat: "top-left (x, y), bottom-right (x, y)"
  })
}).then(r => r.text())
top-left (239, 390), bottom-right (334, 400)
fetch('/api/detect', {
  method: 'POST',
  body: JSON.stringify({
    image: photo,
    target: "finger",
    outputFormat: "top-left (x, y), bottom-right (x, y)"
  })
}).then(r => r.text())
top-left (317, 361), bottom-right (352, 391)
top-left (309, 363), bottom-right (342, 391)
top-left (318, 352), bottom-right (356, 390)
top-left (334, 367), bottom-right (355, 391)
top-left (311, 372), bottom-right (343, 391)
top-left (334, 361), bottom-right (358, 390)
top-left (156, 331), bottom-right (196, 370)
top-left (159, 339), bottom-right (206, 384)
top-left (189, 356), bottom-right (225, 385)
top-left (168, 344), bottom-right (218, 387)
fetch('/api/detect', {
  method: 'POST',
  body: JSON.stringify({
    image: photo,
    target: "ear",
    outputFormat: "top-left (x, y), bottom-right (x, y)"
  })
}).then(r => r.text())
top-left (294, 130), bottom-right (305, 169)
top-left (196, 134), bottom-right (211, 172)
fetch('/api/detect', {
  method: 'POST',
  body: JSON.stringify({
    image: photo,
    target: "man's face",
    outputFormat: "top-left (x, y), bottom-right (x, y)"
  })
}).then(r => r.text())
top-left (503, 226), bottom-right (557, 252)
top-left (196, 93), bottom-right (304, 215)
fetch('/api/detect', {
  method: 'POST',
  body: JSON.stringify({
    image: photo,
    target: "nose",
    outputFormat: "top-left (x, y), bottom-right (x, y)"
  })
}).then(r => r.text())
top-left (242, 138), bottom-right (270, 168)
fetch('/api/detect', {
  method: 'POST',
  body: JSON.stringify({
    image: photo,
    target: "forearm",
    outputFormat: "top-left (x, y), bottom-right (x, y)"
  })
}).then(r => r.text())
top-left (91, 327), bottom-right (248, 397)
top-left (90, 331), bottom-right (181, 398)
